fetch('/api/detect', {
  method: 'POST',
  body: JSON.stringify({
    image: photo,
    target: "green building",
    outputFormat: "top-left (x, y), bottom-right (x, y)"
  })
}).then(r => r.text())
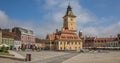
top-left (2, 38), bottom-right (14, 47)
top-left (2, 32), bottom-right (14, 49)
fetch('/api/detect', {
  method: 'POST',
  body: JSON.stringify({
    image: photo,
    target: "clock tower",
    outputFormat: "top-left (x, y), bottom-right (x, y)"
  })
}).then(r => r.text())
top-left (62, 4), bottom-right (76, 32)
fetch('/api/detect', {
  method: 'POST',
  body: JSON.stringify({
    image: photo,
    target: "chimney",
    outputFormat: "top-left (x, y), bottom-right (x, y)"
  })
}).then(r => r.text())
top-left (79, 30), bottom-right (82, 38)
top-left (56, 29), bottom-right (58, 33)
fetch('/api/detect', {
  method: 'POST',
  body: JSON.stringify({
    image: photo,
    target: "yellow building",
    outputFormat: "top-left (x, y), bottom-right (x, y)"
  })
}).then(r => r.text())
top-left (46, 4), bottom-right (82, 51)
top-left (0, 29), bottom-right (2, 45)
top-left (54, 31), bottom-right (82, 51)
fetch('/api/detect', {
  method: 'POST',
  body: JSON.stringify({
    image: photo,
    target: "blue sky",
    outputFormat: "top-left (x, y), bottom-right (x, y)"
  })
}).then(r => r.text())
top-left (0, 0), bottom-right (120, 38)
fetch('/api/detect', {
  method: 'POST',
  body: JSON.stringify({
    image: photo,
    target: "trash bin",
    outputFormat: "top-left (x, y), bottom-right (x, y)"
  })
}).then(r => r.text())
top-left (26, 54), bottom-right (31, 61)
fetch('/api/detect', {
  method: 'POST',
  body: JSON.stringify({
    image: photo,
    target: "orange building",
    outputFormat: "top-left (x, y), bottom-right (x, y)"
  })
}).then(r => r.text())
top-left (94, 38), bottom-right (117, 47)
top-left (83, 37), bottom-right (95, 48)
top-left (46, 4), bottom-right (82, 51)
top-left (83, 37), bottom-right (118, 49)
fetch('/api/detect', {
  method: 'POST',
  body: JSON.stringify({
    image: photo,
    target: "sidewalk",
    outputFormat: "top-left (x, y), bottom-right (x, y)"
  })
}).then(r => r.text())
top-left (9, 50), bottom-right (25, 59)
top-left (62, 51), bottom-right (120, 63)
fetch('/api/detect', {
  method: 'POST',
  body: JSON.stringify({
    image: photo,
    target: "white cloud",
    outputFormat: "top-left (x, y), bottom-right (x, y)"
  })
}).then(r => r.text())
top-left (0, 10), bottom-right (22, 28)
top-left (82, 21), bottom-right (120, 37)
top-left (0, 10), bottom-right (35, 32)
top-left (0, 0), bottom-right (119, 39)
top-left (71, 1), bottom-right (97, 24)
top-left (82, 27), bottom-right (99, 36)
top-left (103, 21), bottom-right (120, 36)
top-left (37, 0), bottom-right (99, 38)
top-left (31, 0), bottom-right (120, 38)
top-left (42, 0), bottom-right (96, 24)
top-left (0, 10), bottom-right (9, 26)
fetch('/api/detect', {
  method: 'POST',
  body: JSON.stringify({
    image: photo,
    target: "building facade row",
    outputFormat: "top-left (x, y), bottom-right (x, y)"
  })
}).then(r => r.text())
top-left (83, 35), bottom-right (120, 49)
top-left (12, 27), bottom-right (35, 49)
top-left (1, 31), bottom-right (21, 50)
top-left (35, 38), bottom-right (46, 50)
top-left (0, 27), bottom-right (35, 50)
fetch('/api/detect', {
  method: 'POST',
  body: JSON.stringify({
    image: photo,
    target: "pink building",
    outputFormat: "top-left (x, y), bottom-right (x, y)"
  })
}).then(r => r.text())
top-left (12, 27), bottom-right (35, 49)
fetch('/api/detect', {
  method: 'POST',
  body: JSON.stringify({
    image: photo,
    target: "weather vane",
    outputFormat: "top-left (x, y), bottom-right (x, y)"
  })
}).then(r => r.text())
top-left (65, 0), bottom-right (71, 5)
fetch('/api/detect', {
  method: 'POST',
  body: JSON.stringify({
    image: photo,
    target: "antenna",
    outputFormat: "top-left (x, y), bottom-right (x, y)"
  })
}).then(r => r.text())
top-left (65, 0), bottom-right (70, 6)
top-left (69, 0), bottom-right (70, 5)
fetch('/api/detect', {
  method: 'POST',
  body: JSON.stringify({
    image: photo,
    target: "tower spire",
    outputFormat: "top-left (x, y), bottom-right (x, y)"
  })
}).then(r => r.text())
top-left (68, 0), bottom-right (70, 6)
top-left (67, 3), bottom-right (72, 11)
top-left (64, 1), bottom-right (76, 18)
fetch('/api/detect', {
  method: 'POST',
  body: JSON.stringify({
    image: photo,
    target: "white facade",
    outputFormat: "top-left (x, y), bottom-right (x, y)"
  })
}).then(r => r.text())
top-left (14, 40), bottom-right (21, 51)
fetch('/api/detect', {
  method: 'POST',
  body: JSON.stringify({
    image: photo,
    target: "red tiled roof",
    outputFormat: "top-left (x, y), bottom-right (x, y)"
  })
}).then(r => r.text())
top-left (56, 29), bottom-right (76, 35)
top-left (35, 38), bottom-right (46, 43)
top-left (58, 34), bottom-right (80, 40)
top-left (48, 29), bottom-right (81, 41)
top-left (49, 34), bottom-right (55, 41)
top-left (61, 30), bottom-right (75, 34)
top-left (2, 32), bottom-right (20, 40)
top-left (94, 38), bottom-right (117, 42)
top-left (86, 37), bottom-right (95, 40)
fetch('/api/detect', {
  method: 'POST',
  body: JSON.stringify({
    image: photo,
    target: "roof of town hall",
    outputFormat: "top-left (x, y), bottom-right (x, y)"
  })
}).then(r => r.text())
top-left (48, 29), bottom-right (81, 41)
top-left (94, 38), bottom-right (117, 42)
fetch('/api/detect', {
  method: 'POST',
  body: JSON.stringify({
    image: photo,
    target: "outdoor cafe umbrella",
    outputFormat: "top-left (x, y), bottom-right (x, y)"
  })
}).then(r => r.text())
top-left (0, 44), bottom-right (9, 47)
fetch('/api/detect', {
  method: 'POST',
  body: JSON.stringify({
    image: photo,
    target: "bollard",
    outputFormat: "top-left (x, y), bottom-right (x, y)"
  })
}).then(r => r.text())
top-left (26, 54), bottom-right (31, 61)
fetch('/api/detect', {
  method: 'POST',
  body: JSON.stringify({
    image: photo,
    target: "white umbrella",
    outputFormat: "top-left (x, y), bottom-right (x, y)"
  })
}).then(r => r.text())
top-left (0, 44), bottom-right (9, 47)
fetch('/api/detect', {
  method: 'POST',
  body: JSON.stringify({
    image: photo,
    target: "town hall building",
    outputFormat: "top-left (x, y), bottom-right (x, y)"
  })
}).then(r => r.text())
top-left (46, 4), bottom-right (82, 51)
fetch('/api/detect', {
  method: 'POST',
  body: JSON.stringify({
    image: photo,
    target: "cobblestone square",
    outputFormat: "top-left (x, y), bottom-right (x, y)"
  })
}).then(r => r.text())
top-left (0, 51), bottom-right (120, 63)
